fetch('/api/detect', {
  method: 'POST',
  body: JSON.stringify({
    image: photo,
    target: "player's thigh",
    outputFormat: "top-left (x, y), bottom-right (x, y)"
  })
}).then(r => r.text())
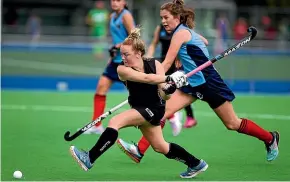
top-left (213, 101), bottom-right (241, 130)
top-left (108, 109), bottom-right (145, 130)
top-left (139, 125), bottom-right (169, 154)
top-left (163, 89), bottom-right (196, 119)
top-left (96, 75), bottom-right (113, 94)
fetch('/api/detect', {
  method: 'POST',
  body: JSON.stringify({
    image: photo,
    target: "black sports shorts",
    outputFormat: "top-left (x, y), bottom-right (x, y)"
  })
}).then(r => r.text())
top-left (180, 76), bottom-right (235, 109)
top-left (133, 106), bottom-right (165, 126)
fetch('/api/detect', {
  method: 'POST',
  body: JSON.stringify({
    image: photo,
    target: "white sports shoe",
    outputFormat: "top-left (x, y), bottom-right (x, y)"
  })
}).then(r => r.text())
top-left (82, 125), bottom-right (105, 135)
top-left (168, 111), bottom-right (182, 136)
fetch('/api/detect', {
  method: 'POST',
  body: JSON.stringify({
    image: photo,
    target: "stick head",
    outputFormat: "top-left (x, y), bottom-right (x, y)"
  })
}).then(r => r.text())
top-left (248, 26), bottom-right (258, 40)
top-left (64, 131), bottom-right (72, 141)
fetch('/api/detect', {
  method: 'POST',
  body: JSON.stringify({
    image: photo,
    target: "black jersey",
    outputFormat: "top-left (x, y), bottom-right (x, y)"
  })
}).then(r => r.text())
top-left (159, 24), bottom-right (172, 60)
top-left (123, 58), bottom-right (165, 108)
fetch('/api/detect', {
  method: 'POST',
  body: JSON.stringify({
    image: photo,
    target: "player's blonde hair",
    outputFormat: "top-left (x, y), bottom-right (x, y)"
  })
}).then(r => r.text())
top-left (122, 27), bottom-right (146, 56)
top-left (161, 0), bottom-right (195, 29)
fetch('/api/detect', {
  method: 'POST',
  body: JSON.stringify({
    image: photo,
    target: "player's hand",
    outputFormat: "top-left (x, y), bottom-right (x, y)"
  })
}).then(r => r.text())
top-left (109, 46), bottom-right (118, 58)
top-left (166, 71), bottom-right (188, 88)
top-left (162, 83), bottom-right (177, 95)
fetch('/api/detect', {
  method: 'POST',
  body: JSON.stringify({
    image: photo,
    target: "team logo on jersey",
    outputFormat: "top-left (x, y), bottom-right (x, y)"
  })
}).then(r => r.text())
top-left (145, 108), bottom-right (154, 117)
top-left (196, 92), bottom-right (203, 100)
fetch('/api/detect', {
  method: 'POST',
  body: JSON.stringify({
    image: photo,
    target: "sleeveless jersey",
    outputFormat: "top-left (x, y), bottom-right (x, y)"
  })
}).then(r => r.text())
top-left (159, 24), bottom-right (172, 60)
top-left (123, 58), bottom-right (165, 107)
top-left (110, 9), bottom-right (134, 63)
top-left (173, 24), bottom-right (218, 87)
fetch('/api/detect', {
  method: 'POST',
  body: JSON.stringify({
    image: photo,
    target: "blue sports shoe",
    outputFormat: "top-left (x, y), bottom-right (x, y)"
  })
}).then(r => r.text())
top-left (70, 146), bottom-right (93, 171)
top-left (117, 139), bottom-right (143, 163)
top-left (265, 131), bottom-right (280, 161)
top-left (180, 159), bottom-right (208, 179)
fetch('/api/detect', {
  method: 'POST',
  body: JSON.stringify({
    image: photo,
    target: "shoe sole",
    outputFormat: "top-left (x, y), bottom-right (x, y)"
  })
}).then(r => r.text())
top-left (69, 146), bottom-right (89, 171)
top-left (267, 131), bottom-right (280, 162)
top-left (180, 164), bottom-right (208, 179)
top-left (116, 139), bottom-right (141, 164)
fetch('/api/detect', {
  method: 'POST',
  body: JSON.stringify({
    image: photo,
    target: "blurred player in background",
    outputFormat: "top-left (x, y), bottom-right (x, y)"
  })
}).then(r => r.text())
top-left (86, 0), bottom-right (109, 59)
top-left (117, 0), bottom-right (280, 167)
top-left (69, 28), bottom-right (208, 179)
top-left (85, 0), bottom-right (135, 134)
top-left (26, 11), bottom-right (41, 49)
top-left (214, 12), bottom-right (230, 54)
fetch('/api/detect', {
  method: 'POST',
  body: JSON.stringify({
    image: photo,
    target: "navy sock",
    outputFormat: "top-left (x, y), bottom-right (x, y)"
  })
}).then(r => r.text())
top-left (185, 105), bottom-right (194, 118)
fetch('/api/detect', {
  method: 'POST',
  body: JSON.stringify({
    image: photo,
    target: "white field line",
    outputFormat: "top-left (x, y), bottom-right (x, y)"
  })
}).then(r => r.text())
top-left (2, 104), bottom-right (290, 121)
top-left (2, 58), bottom-right (102, 75)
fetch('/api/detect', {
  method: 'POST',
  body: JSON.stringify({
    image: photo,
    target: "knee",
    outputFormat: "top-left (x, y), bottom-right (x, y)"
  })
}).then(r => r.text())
top-left (107, 117), bottom-right (120, 130)
top-left (151, 143), bottom-right (169, 154)
top-left (223, 118), bottom-right (241, 131)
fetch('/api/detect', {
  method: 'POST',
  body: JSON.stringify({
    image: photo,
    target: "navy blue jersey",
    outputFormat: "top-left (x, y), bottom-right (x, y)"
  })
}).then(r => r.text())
top-left (159, 24), bottom-right (172, 60)
top-left (110, 9), bottom-right (135, 63)
top-left (173, 24), bottom-right (219, 87)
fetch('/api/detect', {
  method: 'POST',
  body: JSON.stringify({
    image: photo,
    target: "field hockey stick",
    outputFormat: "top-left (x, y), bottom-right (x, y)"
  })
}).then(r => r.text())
top-left (186, 26), bottom-right (257, 77)
top-left (64, 99), bottom-right (128, 141)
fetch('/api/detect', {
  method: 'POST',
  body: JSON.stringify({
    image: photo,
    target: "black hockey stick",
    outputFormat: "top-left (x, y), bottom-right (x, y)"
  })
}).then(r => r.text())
top-left (64, 100), bottom-right (128, 141)
top-left (186, 26), bottom-right (257, 77)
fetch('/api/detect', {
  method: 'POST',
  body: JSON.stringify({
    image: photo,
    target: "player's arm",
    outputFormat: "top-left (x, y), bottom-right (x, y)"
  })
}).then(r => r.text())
top-left (122, 13), bottom-right (135, 44)
top-left (117, 65), bottom-right (167, 84)
top-left (155, 60), bottom-right (171, 100)
top-left (162, 29), bottom-right (191, 72)
top-left (146, 26), bottom-right (161, 57)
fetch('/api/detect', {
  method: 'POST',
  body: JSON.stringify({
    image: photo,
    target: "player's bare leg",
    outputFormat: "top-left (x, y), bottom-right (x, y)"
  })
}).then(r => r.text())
top-left (214, 101), bottom-right (279, 161)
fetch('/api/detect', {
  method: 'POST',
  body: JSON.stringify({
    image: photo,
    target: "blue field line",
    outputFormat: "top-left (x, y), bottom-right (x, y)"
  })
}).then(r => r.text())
top-left (2, 43), bottom-right (290, 56)
top-left (1, 75), bottom-right (290, 94)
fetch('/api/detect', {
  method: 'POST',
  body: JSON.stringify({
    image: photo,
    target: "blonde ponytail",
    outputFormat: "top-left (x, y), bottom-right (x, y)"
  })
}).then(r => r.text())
top-left (123, 27), bottom-right (146, 56)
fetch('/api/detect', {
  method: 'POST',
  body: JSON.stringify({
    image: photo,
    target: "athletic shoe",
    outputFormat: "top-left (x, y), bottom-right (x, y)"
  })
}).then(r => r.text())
top-left (183, 117), bottom-right (197, 128)
top-left (69, 146), bottom-right (93, 171)
top-left (117, 139), bottom-right (143, 163)
top-left (82, 125), bottom-right (105, 135)
top-left (180, 159), bottom-right (208, 179)
top-left (168, 112), bottom-right (182, 136)
top-left (265, 131), bottom-right (280, 161)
